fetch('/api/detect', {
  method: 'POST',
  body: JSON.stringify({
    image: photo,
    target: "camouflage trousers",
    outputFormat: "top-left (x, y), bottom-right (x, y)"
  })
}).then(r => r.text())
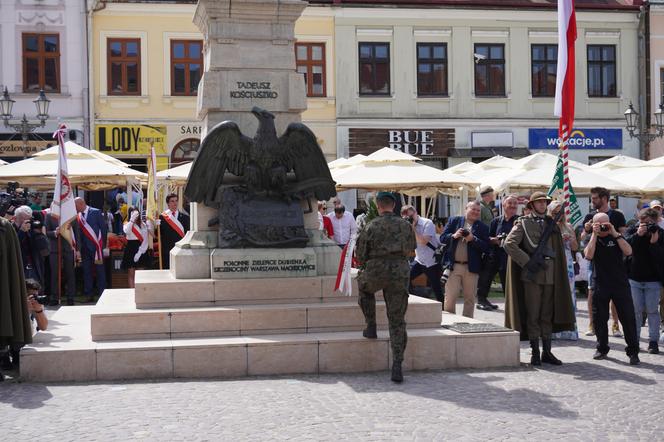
top-left (357, 260), bottom-right (410, 362)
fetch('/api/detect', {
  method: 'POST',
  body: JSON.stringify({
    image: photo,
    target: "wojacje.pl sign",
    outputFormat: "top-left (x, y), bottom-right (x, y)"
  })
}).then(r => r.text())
top-left (528, 128), bottom-right (622, 150)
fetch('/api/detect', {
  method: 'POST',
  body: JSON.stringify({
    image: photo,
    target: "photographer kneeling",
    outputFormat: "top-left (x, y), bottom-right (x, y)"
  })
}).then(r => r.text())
top-left (626, 208), bottom-right (664, 354)
top-left (584, 213), bottom-right (640, 365)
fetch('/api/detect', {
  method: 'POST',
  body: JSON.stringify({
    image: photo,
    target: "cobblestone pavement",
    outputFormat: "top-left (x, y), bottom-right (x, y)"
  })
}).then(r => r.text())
top-left (2, 299), bottom-right (664, 441)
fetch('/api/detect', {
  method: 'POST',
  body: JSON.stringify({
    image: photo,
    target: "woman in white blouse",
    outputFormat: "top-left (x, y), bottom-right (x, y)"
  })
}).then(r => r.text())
top-left (122, 207), bottom-right (153, 288)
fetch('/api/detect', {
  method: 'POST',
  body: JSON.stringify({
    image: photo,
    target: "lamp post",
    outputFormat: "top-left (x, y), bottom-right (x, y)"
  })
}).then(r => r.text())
top-left (0, 87), bottom-right (51, 159)
top-left (624, 102), bottom-right (664, 158)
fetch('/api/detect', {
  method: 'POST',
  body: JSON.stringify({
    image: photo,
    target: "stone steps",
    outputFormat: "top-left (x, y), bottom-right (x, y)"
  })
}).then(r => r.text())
top-left (21, 305), bottom-right (520, 382)
top-left (91, 289), bottom-right (442, 341)
top-left (135, 270), bottom-right (357, 308)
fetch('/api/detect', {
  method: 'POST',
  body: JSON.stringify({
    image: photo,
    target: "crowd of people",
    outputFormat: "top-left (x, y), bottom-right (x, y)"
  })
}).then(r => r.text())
top-left (326, 186), bottom-right (664, 380)
top-left (0, 188), bottom-right (191, 380)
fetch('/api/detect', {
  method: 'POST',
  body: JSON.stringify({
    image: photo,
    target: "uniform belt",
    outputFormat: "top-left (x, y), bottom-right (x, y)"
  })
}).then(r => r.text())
top-left (454, 260), bottom-right (468, 265)
top-left (370, 255), bottom-right (403, 260)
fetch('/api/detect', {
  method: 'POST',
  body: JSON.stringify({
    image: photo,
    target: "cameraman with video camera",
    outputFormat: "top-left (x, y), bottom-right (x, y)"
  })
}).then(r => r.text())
top-left (12, 206), bottom-right (50, 290)
top-left (626, 208), bottom-right (664, 354)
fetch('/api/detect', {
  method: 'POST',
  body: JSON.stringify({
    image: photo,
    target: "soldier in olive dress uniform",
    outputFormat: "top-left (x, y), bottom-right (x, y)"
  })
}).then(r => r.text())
top-left (504, 192), bottom-right (575, 366)
top-left (355, 191), bottom-right (416, 383)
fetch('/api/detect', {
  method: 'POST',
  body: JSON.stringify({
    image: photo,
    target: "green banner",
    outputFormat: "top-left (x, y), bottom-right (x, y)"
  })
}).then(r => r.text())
top-left (548, 153), bottom-right (583, 226)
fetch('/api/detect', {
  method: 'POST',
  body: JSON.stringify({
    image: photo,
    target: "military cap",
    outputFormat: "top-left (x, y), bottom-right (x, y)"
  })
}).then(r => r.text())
top-left (376, 191), bottom-right (397, 202)
top-left (479, 185), bottom-right (494, 196)
top-left (527, 191), bottom-right (552, 208)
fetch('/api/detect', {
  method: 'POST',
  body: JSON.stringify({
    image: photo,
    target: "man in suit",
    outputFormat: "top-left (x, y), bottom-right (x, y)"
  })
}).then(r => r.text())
top-left (440, 201), bottom-right (490, 318)
top-left (74, 197), bottom-right (107, 303)
top-left (159, 193), bottom-right (190, 269)
top-left (44, 210), bottom-right (77, 306)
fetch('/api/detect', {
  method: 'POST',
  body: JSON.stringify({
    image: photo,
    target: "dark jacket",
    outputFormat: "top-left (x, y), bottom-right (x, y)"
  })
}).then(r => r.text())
top-left (1, 217), bottom-right (32, 346)
top-left (14, 223), bottom-right (49, 286)
top-left (440, 216), bottom-right (490, 273)
top-left (74, 206), bottom-right (108, 254)
top-left (626, 224), bottom-right (664, 283)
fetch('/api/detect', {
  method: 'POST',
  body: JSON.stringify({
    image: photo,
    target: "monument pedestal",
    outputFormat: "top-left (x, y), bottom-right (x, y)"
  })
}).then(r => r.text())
top-left (20, 269), bottom-right (520, 382)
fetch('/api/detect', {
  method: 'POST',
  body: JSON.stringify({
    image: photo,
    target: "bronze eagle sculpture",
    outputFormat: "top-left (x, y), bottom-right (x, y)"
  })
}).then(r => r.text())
top-left (184, 107), bottom-right (336, 207)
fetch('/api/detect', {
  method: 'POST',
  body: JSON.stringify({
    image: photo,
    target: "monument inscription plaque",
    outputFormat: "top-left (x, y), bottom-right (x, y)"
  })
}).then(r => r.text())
top-left (211, 248), bottom-right (317, 279)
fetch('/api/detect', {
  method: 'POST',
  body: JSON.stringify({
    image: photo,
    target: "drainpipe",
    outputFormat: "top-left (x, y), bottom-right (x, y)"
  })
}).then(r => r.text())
top-left (86, 0), bottom-right (106, 149)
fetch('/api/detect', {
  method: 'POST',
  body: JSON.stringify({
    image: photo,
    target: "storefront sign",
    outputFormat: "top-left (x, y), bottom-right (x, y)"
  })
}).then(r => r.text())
top-left (96, 125), bottom-right (167, 155)
top-left (528, 128), bottom-right (622, 150)
top-left (229, 81), bottom-right (278, 99)
top-left (349, 128), bottom-right (454, 157)
top-left (0, 139), bottom-right (52, 157)
top-left (179, 125), bottom-right (203, 135)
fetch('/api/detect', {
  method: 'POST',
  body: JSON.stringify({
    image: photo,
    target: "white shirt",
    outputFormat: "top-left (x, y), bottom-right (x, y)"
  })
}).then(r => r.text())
top-left (414, 216), bottom-right (439, 267)
top-left (327, 211), bottom-right (357, 245)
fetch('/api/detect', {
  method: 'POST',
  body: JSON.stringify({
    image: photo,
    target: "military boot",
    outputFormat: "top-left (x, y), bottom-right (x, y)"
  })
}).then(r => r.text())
top-left (391, 361), bottom-right (403, 383)
top-left (363, 324), bottom-right (377, 339)
top-left (541, 338), bottom-right (563, 365)
top-left (530, 339), bottom-right (541, 366)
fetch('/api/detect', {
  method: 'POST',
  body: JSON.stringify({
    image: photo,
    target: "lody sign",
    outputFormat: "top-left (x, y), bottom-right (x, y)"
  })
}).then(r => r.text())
top-left (528, 128), bottom-right (622, 150)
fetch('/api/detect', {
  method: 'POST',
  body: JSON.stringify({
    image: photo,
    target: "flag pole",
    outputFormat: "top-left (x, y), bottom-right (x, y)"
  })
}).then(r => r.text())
top-left (58, 234), bottom-right (62, 304)
top-left (158, 217), bottom-right (163, 270)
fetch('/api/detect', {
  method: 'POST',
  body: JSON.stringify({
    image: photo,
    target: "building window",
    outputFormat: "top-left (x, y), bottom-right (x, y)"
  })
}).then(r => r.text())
top-left (171, 138), bottom-right (200, 166)
top-left (417, 43), bottom-right (448, 96)
top-left (359, 42), bottom-right (390, 96)
top-left (22, 34), bottom-right (60, 93)
top-left (295, 43), bottom-right (326, 97)
top-left (474, 43), bottom-right (505, 97)
top-left (107, 38), bottom-right (141, 96)
top-left (171, 40), bottom-right (203, 96)
top-left (531, 44), bottom-right (557, 97)
top-left (587, 45), bottom-right (616, 97)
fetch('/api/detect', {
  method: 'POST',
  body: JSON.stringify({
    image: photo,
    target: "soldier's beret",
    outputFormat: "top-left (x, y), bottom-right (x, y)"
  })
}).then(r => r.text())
top-left (376, 191), bottom-right (396, 202)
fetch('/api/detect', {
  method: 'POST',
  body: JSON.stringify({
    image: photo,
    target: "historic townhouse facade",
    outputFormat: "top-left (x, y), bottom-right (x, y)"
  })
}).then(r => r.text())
top-left (308, 0), bottom-right (642, 169)
top-left (0, 0), bottom-right (88, 162)
top-left (647, 0), bottom-right (664, 158)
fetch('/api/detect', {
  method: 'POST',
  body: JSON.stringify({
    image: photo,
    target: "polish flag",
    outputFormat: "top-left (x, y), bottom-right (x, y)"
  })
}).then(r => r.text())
top-left (554, 0), bottom-right (577, 132)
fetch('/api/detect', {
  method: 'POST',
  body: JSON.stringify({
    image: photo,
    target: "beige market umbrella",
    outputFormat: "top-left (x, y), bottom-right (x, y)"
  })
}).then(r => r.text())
top-left (0, 141), bottom-right (146, 190)
top-left (156, 161), bottom-right (192, 185)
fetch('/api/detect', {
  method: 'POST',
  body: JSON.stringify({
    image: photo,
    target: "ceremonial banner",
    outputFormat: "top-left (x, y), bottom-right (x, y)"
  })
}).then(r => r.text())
top-left (52, 124), bottom-right (77, 231)
top-left (548, 153), bottom-right (582, 226)
top-left (335, 234), bottom-right (357, 296)
top-left (146, 145), bottom-right (158, 222)
top-left (554, 0), bottom-right (577, 221)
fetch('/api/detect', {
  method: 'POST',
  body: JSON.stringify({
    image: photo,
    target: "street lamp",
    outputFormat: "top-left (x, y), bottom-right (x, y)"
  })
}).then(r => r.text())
top-left (0, 87), bottom-right (51, 159)
top-left (623, 101), bottom-right (664, 144)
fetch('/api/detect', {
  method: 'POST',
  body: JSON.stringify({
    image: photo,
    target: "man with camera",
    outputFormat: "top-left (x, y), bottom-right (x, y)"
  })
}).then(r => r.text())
top-left (401, 205), bottom-right (443, 304)
top-left (476, 195), bottom-right (520, 311)
top-left (581, 187), bottom-right (626, 337)
top-left (625, 208), bottom-right (664, 354)
top-left (440, 201), bottom-right (490, 318)
top-left (584, 212), bottom-right (640, 365)
top-left (12, 206), bottom-right (49, 290)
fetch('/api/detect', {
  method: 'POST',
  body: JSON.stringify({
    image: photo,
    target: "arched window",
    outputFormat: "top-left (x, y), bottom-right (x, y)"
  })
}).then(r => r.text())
top-left (170, 138), bottom-right (200, 166)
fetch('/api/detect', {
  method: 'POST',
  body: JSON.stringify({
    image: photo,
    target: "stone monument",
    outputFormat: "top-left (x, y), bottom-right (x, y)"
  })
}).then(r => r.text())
top-left (170, 0), bottom-right (341, 281)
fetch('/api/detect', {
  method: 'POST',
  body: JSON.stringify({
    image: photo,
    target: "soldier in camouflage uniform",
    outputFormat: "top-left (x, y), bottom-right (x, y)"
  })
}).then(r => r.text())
top-left (355, 191), bottom-right (416, 383)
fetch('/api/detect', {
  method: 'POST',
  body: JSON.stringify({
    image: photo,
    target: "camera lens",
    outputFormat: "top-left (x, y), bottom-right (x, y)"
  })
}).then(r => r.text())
top-left (600, 225), bottom-right (609, 232)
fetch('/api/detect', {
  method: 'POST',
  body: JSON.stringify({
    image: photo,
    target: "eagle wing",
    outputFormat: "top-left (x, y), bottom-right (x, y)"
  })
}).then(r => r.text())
top-left (184, 121), bottom-right (252, 207)
top-left (278, 123), bottom-right (336, 201)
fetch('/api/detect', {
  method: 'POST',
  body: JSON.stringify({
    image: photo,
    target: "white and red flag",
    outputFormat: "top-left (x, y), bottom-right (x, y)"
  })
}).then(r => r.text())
top-left (553, 0), bottom-right (577, 220)
top-left (52, 124), bottom-right (77, 228)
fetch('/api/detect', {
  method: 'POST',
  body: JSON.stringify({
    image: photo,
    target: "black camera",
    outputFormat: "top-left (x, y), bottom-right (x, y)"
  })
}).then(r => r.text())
top-left (600, 224), bottom-right (609, 232)
top-left (461, 228), bottom-right (470, 237)
top-left (0, 182), bottom-right (28, 217)
top-left (647, 223), bottom-right (659, 234)
top-left (406, 216), bottom-right (415, 224)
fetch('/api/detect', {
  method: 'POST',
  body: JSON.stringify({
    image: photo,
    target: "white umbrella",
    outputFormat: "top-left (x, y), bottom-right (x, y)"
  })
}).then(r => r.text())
top-left (0, 159), bottom-right (7, 166)
top-left (0, 142), bottom-right (146, 190)
top-left (365, 147), bottom-right (421, 162)
top-left (589, 155), bottom-right (647, 169)
top-left (332, 160), bottom-right (479, 196)
top-left (156, 161), bottom-right (192, 185)
top-left (33, 141), bottom-right (130, 167)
